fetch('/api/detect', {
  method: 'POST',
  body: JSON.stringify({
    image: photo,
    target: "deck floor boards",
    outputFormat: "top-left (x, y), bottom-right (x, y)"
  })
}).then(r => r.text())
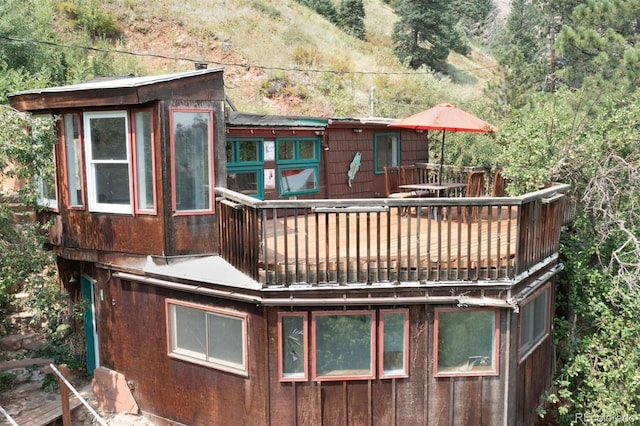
top-left (261, 206), bottom-right (518, 283)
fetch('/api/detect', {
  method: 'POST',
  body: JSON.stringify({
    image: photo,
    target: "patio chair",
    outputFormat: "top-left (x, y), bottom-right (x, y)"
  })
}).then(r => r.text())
top-left (384, 166), bottom-right (415, 215)
top-left (491, 170), bottom-right (505, 197)
top-left (401, 165), bottom-right (430, 197)
top-left (463, 170), bottom-right (485, 222)
top-left (384, 166), bottom-right (415, 198)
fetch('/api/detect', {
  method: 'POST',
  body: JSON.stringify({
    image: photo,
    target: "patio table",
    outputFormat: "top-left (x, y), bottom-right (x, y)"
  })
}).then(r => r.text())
top-left (399, 182), bottom-right (467, 197)
top-left (399, 182), bottom-right (468, 219)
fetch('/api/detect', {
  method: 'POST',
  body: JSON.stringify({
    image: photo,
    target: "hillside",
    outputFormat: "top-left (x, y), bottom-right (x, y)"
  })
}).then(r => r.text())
top-left (91, 0), bottom-right (502, 118)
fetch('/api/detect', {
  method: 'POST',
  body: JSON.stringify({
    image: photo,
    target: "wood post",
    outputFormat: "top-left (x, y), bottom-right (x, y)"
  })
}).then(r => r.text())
top-left (57, 364), bottom-right (72, 426)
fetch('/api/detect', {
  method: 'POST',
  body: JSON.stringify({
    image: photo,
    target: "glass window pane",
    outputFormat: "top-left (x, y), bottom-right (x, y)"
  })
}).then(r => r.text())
top-left (299, 140), bottom-right (316, 160)
top-left (38, 171), bottom-right (57, 207)
top-left (90, 117), bottom-right (127, 160)
top-left (278, 140), bottom-right (295, 161)
top-left (135, 111), bottom-right (154, 211)
top-left (376, 134), bottom-right (398, 172)
top-left (520, 289), bottom-right (549, 358)
top-left (225, 140), bottom-right (235, 163)
top-left (315, 314), bottom-right (372, 377)
top-left (279, 167), bottom-right (317, 194)
top-left (437, 310), bottom-right (496, 374)
top-left (95, 164), bottom-right (130, 204)
top-left (382, 312), bottom-right (406, 375)
top-left (171, 304), bottom-right (206, 360)
top-left (228, 171), bottom-right (258, 196)
top-left (533, 292), bottom-right (548, 339)
top-left (173, 112), bottom-right (211, 211)
top-left (238, 140), bottom-right (259, 162)
top-left (281, 315), bottom-right (305, 378)
top-left (64, 114), bottom-right (82, 207)
top-left (207, 313), bottom-right (244, 367)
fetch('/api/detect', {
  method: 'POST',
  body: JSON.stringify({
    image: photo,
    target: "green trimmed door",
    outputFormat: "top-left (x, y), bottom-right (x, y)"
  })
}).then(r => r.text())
top-left (81, 275), bottom-right (99, 375)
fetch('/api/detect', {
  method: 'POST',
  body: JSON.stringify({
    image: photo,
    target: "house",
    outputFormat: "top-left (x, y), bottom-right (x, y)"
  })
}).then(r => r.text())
top-left (8, 69), bottom-right (570, 425)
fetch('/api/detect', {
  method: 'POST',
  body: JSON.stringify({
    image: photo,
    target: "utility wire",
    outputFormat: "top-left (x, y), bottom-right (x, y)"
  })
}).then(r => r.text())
top-left (0, 35), bottom-right (498, 76)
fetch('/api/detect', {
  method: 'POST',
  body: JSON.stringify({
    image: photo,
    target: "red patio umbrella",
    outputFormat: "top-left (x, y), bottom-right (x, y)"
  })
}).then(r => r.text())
top-left (388, 103), bottom-right (497, 184)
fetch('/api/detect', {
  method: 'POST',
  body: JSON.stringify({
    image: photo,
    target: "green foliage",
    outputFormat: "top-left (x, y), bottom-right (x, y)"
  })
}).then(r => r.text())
top-left (59, 0), bottom-right (123, 41)
top-left (0, 0), bottom-right (68, 84)
top-left (0, 371), bottom-right (16, 392)
top-left (390, 0), bottom-right (462, 71)
top-left (295, 0), bottom-right (339, 25)
top-left (338, 0), bottom-right (366, 40)
top-left (455, 0), bottom-right (496, 38)
top-left (495, 84), bottom-right (640, 420)
top-left (556, 0), bottom-right (640, 89)
top-left (487, 0), bottom-right (548, 111)
top-left (0, 110), bottom-right (59, 315)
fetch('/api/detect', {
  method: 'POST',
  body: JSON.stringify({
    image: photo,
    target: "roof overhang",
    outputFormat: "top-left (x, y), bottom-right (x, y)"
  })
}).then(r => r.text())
top-left (8, 68), bottom-right (225, 111)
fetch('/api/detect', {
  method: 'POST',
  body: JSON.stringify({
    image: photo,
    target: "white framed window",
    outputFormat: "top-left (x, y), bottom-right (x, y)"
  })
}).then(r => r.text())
top-left (132, 110), bottom-right (156, 213)
top-left (170, 110), bottom-right (214, 214)
top-left (166, 300), bottom-right (248, 376)
top-left (434, 308), bottom-right (499, 377)
top-left (63, 113), bottom-right (83, 208)
top-left (33, 114), bottom-right (58, 210)
top-left (519, 285), bottom-right (551, 362)
top-left (84, 111), bottom-right (132, 214)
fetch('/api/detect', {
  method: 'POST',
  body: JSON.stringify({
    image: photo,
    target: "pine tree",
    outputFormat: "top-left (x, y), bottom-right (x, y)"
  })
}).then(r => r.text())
top-left (555, 0), bottom-right (640, 88)
top-left (488, 0), bottom-right (547, 109)
top-left (338, 0), bottom-right (366, 40)
top-left (390, 0), bottom-right (459, 71)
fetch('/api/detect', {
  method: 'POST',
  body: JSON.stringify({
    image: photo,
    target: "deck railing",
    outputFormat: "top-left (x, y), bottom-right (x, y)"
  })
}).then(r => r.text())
top-left (216, 183), bottom-right (571, 287)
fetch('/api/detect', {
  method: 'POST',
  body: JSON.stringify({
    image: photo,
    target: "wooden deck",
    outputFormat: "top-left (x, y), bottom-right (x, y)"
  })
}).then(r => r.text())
top-left (261, 205), bottom-right (518, 285)
top-left (217, 183), bottom-right (571, 287)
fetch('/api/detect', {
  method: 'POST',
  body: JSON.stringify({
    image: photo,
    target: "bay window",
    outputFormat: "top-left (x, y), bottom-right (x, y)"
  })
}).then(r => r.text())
top-left (63, 113), bottom-right (83, 208)
top-left (171, 110), bottom-right (214, 213)
top-left (133, 110), bottom-right (155, 213)
top-left (84, 111), bottom-right (131, 214)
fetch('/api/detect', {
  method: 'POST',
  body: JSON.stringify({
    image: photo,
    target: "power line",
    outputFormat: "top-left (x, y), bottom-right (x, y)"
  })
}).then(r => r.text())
top-left (0, 35), bottom-right (498, 77)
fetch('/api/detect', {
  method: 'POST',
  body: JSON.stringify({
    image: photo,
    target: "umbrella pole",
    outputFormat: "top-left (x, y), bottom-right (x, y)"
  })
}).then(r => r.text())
top-left (426, 130), bottom-right (429, 164)
top-left (439, 131), bottom-right (445, 185)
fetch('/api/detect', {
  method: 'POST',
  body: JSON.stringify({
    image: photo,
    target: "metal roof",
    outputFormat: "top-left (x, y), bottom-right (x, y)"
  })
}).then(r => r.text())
top-left (142, 255), bottom-right (261, 291)
top-left (226, 111), bottom-right (328, 128)
top-left (7, 68), bottom-right (224, 97)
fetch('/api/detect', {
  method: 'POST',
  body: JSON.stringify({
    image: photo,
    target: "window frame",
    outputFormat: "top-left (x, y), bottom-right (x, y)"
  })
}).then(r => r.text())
top-left (226, 138), bottom-right (264, 199)
top-left (165, 299), bottom-right (249, 377)
top-left (433, 307), bottom-right (500, 377)
top-left (518, 284), bottom-right (552, 363)
top-left (83, 110), bottom-right (133, 214)
top-left (277, 312), bottom-right (308, 382)
top-left (311, 310), bottom-right (376, 382)
top-left (33, 114), bottom-right (59, 211)
top-left (378, 309), bottom-right (409, 379)
top-left (131, 108), bottom-right (157, 215)
top-left (61, 112), bottom-right (85, 209)
top-left (170, 108), bottom-right (215, 215)
top-left (275, 137), bottom-right (321, 197)
top-left (373, 132), bottom-right (400, 174)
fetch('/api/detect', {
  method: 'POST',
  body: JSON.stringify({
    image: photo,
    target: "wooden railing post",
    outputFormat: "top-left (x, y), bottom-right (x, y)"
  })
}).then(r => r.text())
top-left (57, 364), bottom-right (71, 426)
